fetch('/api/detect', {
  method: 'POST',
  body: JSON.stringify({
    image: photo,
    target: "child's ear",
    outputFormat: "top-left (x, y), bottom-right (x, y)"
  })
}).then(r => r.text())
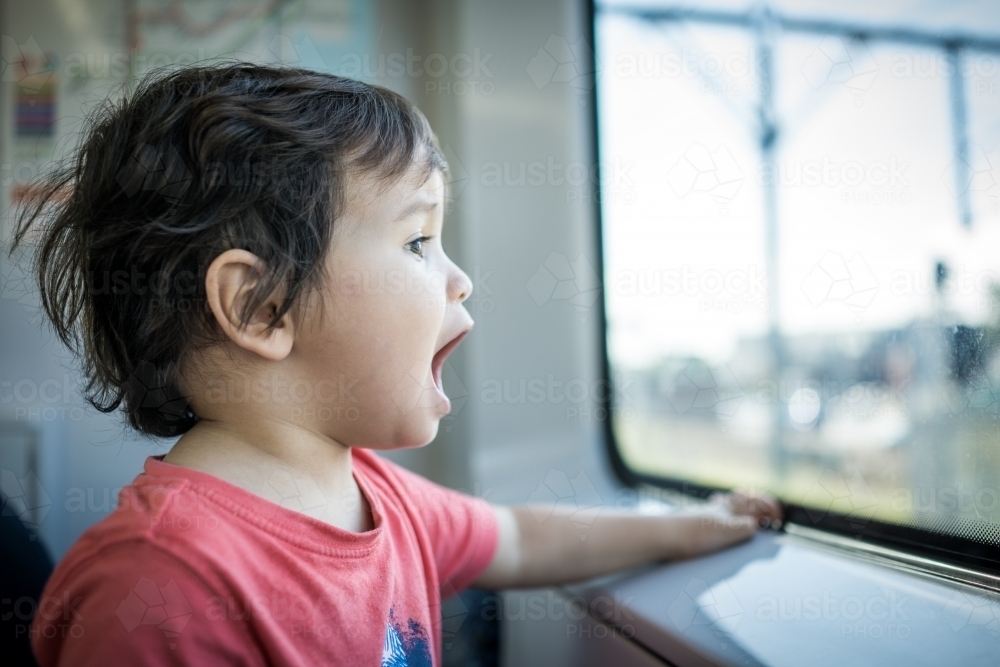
top-left (204, 249), bottom-right (294, 361)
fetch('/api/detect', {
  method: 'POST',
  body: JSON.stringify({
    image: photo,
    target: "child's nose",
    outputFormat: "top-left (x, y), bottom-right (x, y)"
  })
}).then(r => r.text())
top-left (451, 267), bottom-right (473, 303)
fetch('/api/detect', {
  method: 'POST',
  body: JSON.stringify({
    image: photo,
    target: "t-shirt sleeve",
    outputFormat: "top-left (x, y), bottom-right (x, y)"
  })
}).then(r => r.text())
top-left (373, 455), bottom-right (499, 596)
top-left (33, 540), bottom-right (265, 667)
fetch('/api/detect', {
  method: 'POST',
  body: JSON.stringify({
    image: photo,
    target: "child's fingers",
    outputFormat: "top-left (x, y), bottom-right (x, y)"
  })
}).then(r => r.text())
top-left (722, 489), bottom-right (784, 529)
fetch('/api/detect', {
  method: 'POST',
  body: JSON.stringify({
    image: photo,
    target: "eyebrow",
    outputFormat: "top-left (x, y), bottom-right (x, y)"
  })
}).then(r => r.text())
top-left (394, 199), bottom-right (438, 222)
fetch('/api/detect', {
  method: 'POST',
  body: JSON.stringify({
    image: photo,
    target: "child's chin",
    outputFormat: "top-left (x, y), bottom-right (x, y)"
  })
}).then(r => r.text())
top-left (394, 418), bottom-right (441, 449)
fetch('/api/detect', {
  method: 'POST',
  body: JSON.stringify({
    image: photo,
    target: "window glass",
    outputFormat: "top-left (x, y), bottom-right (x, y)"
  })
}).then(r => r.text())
top-left (597, 9), bottom-right (1000, 548)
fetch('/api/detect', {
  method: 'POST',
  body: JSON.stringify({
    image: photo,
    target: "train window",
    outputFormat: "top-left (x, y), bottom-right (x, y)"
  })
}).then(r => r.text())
top-left (594, 2), bottom-right (1000, 568)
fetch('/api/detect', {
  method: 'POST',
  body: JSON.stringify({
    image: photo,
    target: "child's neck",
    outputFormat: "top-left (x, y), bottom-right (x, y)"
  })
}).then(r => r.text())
top-left (163, 418), bottom-right (374, 533)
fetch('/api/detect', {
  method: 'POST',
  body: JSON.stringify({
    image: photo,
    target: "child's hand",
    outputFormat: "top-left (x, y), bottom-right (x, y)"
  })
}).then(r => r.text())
top-left (669, 489), bottom-right (783, 560)
top-left (709, 488), bottom-right (784, 529)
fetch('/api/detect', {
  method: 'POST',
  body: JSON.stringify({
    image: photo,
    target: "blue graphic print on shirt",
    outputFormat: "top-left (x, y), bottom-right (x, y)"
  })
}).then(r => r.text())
top-left (381, 608), bottom-right (431, 667)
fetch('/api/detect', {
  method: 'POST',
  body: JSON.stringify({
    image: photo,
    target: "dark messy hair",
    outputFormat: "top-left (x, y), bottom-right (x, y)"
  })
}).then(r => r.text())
top-left (10, 62), bottom-right (447, 437)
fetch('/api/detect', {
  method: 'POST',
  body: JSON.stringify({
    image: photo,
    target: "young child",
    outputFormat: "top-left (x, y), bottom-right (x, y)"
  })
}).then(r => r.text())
top-left (15, 63), bottom-right (780, 666)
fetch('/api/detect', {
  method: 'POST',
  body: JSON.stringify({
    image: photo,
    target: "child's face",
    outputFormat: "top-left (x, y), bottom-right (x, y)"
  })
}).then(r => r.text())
top-left (291, 160), bottom-right (474, 449)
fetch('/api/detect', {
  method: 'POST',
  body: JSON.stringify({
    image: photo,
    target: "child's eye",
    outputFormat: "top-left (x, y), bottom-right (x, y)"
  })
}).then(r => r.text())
top-left (406, 235), bottom-right (433, 258)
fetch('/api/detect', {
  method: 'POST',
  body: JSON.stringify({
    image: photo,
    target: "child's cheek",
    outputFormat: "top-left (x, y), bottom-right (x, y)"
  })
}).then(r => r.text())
top-left (408, 266), bottom-right (448, 315)
top-left (328, 267), bottom-right (363, 297)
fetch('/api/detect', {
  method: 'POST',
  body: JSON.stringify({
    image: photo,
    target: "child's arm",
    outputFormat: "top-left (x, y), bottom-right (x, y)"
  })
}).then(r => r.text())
top-left (474, 491), bottom-right (781, 589)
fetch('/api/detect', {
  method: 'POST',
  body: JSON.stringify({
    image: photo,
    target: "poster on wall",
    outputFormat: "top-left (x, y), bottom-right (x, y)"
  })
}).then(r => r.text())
top-left (5, 37), bottom-right (59, 204)
top-left (128, 0), bottom-right (370, 77)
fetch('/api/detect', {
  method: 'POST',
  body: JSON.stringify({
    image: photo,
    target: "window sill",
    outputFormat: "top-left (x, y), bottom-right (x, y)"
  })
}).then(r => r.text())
top-left (562, 528), bottom-right (1000, 666)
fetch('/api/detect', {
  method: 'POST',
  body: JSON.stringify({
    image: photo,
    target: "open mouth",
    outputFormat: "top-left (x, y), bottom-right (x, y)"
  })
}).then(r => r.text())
top-left (431, 329), bottom-right (470, 392)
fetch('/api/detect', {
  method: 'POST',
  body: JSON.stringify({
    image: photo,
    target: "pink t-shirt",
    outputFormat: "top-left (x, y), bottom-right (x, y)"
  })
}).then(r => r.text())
top-left (32, 448), bottom-right (499, 667)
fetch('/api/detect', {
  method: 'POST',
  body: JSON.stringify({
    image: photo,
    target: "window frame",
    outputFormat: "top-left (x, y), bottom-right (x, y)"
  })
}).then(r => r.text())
top-left (586, 0), bottom-right (1000, 576)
